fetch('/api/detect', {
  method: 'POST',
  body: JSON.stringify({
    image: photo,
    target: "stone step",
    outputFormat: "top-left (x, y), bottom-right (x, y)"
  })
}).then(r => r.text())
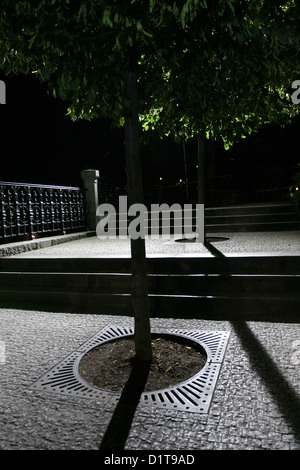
top-left (206, 221), bottom-right (300, 232)
top-left (205, 202), bottom-right (298, 217)
top-left (1, 256), bottom-right (300, 274)
top-left (0, 288), bottom-right (299, 321)
top-left (1, 252), bottom-right (299, 321)
top-left (113, 205), bottom-right (300, 232)
top-left (0, 271), bottom-right (299, 295)
top-left (205, 212), bottom-right (300, 225)
top-left (204, 202), bottom-right (300, 232)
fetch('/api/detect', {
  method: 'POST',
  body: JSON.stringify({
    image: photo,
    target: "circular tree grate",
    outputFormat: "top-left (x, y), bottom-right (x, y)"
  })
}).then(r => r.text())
top-left (175, 236), bottom-right (230, 243)
top-left (30, 326), bottom-right (230, 414)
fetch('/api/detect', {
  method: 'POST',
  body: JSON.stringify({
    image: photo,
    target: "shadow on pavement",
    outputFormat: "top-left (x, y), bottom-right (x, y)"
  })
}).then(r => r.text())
top-left (207, 238), bottom-right (300, 443)
top-left (204, 241), bottom-right (227, 258)
top-left (99, 360), bottom-right (151, 450)
top-left (231, 321), bottom-right (300, 444)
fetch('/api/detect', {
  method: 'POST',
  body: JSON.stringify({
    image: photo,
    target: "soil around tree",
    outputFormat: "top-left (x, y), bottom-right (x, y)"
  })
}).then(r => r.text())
top-left (78, 335), bottom-right (207, 392)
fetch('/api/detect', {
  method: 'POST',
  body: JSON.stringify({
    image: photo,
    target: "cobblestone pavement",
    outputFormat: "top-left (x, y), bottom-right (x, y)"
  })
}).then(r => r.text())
top-left (3, 230), bottom-right (300, 258)
top-left (0, 310), bottom-right (299, 452)
top-left (0, 232), bottom-right (299, 453)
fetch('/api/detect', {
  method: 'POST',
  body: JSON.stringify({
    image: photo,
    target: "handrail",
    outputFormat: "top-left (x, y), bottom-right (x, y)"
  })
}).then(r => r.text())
top-left (0, 181), bottom-right (87, 243)
top-left (0, 181), bottom-right (82, 190)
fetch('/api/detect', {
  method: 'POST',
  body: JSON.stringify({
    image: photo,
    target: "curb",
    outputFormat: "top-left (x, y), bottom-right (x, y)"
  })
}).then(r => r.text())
top-left (0, 231), bottom-right (95, 258)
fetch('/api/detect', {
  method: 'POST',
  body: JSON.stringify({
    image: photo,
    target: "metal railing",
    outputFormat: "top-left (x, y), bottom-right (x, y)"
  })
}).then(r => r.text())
top-left (0, 181), bottom-right (87, 244)
top-left (97, 176), bottom-right (121, 206)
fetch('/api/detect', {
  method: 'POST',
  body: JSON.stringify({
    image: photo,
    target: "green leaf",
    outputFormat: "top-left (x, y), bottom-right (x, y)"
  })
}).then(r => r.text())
top-left (69, 77), bottom-right (80, 91)
top-left (28, 35), bottom-right (36, 49)
top-left (227, 22), bottom-right (233, 35)
top-left (87, 92), bottom-right (96, 105)
top-left (227, 0), bottom-right (235, 14)
top-left (103, 9), bottom-right (113, 28)
top-left (181, 4), bottom-right (189, 28)
top-left (112, 37), bottom-right (121, 51)
top-left (149, 0), bottom-right (155, 13)
top-left (40, 65), bottom-right (51, 80)
top-left (77, 3), bottom-right (87, 25)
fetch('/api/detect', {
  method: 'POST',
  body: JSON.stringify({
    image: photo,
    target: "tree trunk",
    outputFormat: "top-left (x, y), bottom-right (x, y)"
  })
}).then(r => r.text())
top-left (124, 68), bottom-right (152, 363)
top-left (197, 134), bottom-right (206, 242)
top-left (182, 136), bottom-right (189, 201)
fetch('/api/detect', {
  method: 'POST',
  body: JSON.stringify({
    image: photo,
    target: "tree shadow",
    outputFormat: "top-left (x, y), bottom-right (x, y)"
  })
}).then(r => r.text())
top-left (99, 359), bottom-right (151, 450)
top-left (204, 240), bottom-right (227, 258)
top-left (205, 239), bottom-right (300, 442)
top-left (231, 321), bottom-right (300, 443)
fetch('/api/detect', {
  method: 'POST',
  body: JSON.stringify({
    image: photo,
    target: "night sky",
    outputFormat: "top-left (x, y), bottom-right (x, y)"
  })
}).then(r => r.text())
top-left (0, 74), bottom-right (126, 188)
top-left (0, 73), bottom-right (299, 205)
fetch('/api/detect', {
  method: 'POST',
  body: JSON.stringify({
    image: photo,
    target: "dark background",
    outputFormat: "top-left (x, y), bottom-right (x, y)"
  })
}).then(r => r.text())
top-left (0, 74), bottom-right (299, 206)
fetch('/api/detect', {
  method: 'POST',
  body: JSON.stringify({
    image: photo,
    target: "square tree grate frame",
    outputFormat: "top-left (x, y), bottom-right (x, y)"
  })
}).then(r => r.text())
top-left (30, 325), bottom-right (230, 414)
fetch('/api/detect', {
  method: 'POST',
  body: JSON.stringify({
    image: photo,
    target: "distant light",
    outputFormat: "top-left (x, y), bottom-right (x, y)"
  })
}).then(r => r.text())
top-left (159, 177), bottom-right (163, 181)
top-left (296, 187), bottom-right (299, 191)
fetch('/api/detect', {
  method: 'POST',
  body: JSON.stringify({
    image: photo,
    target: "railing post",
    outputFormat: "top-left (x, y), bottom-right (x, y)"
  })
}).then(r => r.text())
top-left (80, 169), bottom-right (99, 231)
top-left (0, 80), bottom-right (6, 105)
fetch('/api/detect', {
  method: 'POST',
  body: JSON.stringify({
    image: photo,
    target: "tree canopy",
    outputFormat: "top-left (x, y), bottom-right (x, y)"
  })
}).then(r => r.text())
top-left (138, 1), bottom-right (300, 147)
top-left (1, 0), bottom-right (299, 144)
top-left (1, 0), bottom-right (183, 121)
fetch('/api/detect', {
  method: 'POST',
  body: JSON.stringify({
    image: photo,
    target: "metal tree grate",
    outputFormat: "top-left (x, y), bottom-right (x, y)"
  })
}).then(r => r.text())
top-left (30, 325), bottom-right (230, 414)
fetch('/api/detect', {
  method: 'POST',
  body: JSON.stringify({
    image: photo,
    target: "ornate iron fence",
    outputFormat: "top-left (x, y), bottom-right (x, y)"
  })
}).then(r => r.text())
top-left (98, 176), bottom-right (121, 206)
top-left (0, 181), bottom-right (87, 244)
